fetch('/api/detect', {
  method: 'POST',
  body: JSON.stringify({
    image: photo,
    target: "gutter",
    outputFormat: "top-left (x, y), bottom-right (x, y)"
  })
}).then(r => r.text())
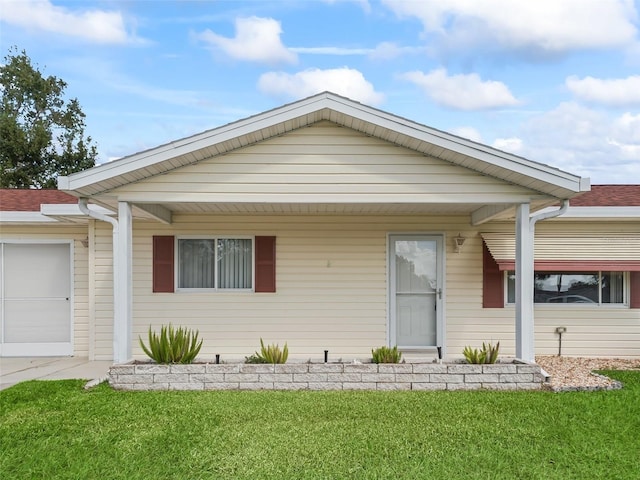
top-left (78, 198), bottom-right (118, 231)
top-left (530, 199), bottom-right (569, 228)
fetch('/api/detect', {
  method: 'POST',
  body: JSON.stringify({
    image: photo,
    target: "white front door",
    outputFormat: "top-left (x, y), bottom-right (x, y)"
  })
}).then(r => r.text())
top-left (0, 243), bottom-right (73, 356)
top-left (389, 235), bottom-right (443, 350)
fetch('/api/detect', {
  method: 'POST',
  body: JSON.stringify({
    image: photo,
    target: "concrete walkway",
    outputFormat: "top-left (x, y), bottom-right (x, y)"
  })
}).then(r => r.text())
top-left (0, 357), bottom-right (112, 391)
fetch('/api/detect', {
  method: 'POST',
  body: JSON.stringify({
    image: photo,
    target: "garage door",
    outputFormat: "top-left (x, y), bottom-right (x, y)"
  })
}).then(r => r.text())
top-left (1, 243), bottom-right (73, 356)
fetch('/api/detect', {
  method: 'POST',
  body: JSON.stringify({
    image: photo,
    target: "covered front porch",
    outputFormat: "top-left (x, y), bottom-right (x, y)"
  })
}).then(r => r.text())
top-left (57, 92), bottom-right (589, 363)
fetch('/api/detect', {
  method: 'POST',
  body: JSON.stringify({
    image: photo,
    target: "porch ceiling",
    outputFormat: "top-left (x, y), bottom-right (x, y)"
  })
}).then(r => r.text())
top-left (90, 197), bottom-right (555, 220)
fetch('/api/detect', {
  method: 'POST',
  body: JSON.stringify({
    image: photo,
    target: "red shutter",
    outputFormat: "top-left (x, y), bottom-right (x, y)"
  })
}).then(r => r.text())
top-left (255, 236), bottom-right (276, 293)
top-left (153, 236), bottom-right (174, 293)
top-left (483, 240), bottom-right (504, 308)
top-left (630, 271), bottom-right (640, 308)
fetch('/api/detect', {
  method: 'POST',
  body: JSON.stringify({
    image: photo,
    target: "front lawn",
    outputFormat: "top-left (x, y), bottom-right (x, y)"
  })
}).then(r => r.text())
top-left (1, 371), bottom-right (639, 479)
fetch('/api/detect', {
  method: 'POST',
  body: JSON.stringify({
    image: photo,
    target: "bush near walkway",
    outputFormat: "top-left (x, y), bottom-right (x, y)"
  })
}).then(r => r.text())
top-left (1, 371), bottom-right (639, 479)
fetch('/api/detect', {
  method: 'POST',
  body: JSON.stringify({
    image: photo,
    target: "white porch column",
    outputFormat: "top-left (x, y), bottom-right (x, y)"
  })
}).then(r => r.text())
top-left (515, 203), bottom-right (535, 361)
top-left (114, 201), bottom-right (133, 363)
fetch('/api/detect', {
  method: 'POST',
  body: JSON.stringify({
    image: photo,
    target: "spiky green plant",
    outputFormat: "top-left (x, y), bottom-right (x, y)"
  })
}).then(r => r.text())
top-left (371, 345), bottom-right (402, 364)
top-left (483, 341), bottom-right (500, 364)
top-left (463, 341), bottom-right (500, 364)
top-left (244, 353), bottom-right (269, 364)
top-left (139, 324), bottom-right (203, 364)
top-left (253, 338), bottom-right (288, 364)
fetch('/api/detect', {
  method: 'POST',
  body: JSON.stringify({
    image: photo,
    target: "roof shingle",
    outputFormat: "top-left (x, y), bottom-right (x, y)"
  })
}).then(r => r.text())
top-left (570, 185), bottom-right (640, 207)
top-left (0, 189), bottom-right (77, 211)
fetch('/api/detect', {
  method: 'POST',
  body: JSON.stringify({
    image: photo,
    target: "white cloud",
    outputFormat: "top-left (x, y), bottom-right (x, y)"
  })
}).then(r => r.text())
top-left (290, 47), bottom-right (372, 55)
top-left (566, 75), bottom-right (640, 106)
top-left (369, 42), bottom-right (425, 60)
top-left (609, 112), bottom-right (640, 158)
top-left (400, 68), bottom-right (519, 110)
top-left (493, 137), bottom-right (523, 153)
top-left (517, 103), bottom-right (640, 183)
top-left (0, 0), bottom-right (138, 44)
top-left (382, 0), bottom-right (638, 56)
top-left (258, 67), bottom-right (384, 105)
top-left (197, 16), bottom-right (297, 65)
top-left (322, 0), bottom-right (371, 13)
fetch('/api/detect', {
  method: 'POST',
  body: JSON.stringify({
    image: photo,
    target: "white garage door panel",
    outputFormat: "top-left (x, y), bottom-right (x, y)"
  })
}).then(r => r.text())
top-left (1, 242), bottom-right (73, 356)
top-left (4, 244), bottom-right (70, 298)
top-left (4, 300), bottom-right (70, 343)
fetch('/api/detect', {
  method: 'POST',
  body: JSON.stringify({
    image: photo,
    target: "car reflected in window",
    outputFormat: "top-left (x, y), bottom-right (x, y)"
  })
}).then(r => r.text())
top-left (546, 295), bottom-right (597, 304)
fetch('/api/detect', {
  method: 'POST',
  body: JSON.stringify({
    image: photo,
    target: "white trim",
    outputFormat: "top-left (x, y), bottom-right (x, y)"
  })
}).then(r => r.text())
top-left (41, 203), bottom-right (113, 217)
top-left (0, 204), bottom-right (114, 224)
top-left (0, 239), bottom-right (74, 357)
top-left (387, 233), bottom-right (445, 354)
top-left (0, 211), bottom-right (61, 223)
top-left (515, 204), bottom-right (534, 361)
top-left (541, 206), bottom-right (640, 219)
top-left (115, 201), bottom-right (133, 363)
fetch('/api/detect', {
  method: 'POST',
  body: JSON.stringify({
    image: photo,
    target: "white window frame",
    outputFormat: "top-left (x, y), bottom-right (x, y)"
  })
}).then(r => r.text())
top-left (175, 235), bottom-right (255, 292)
top-left (505, 271), bottom-right (629, 307)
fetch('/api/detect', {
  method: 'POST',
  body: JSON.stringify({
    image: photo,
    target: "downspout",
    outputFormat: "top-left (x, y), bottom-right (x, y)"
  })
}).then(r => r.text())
top-left (78, 199), bottom-right (121, 362)
top-left (530, 200), bottom-right (570, 227)
top-left (517, 199), bottom-right (570, 362)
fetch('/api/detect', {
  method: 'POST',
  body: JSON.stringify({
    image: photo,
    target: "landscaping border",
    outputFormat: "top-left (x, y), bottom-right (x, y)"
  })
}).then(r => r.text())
top-left (108, 360), bottom-right (546, 391)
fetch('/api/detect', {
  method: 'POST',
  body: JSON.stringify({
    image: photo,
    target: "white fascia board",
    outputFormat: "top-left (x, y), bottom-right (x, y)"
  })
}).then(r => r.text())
top-left (0, 211), bottom-right (61, 223)
top-left (41, 203), bottom-right (114, 217)
top-left (539, 206), bottom-right (640, 219)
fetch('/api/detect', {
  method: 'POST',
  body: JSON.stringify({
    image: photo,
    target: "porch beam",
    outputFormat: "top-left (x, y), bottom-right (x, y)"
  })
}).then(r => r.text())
top-left (114, 201), bottom-right (133, 363)
top-left (133, 203), bottom-right (172, 224)
top-left (471, 204), bottom-right (514, 226)
top-left (515, 203), bottom-right (535, 362)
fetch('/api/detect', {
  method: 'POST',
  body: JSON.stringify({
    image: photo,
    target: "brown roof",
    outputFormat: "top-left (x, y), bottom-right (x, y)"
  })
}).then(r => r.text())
top-left (570, 185), bottom-right (640, 207)
top-left (0, 189), bottom-right (77, 211)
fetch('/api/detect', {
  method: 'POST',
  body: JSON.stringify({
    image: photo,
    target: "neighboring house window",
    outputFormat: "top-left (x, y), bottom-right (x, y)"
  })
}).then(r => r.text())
top-left (178, 238), bottom-right (252, 290)
top-left (506, 272), bottom-right (627, 305)
top-left (153, 236), bottom-right (275, 293)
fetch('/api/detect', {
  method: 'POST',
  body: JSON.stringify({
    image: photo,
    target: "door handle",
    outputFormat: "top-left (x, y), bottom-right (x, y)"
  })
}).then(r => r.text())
top-left (437, 288), bottom-right (442, 299)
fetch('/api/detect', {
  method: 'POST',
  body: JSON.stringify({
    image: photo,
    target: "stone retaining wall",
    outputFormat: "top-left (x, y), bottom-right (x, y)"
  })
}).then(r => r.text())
top-left (109, 361), bottom-right (546, 391)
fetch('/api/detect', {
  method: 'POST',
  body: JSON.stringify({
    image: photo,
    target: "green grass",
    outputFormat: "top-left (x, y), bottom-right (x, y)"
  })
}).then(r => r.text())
top-left (1, 371), bottom-right (639, 479)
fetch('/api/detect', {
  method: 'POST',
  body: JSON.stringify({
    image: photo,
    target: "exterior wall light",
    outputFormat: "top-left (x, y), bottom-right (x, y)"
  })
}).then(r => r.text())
top-left (454, 234), bottom-right (466, 253)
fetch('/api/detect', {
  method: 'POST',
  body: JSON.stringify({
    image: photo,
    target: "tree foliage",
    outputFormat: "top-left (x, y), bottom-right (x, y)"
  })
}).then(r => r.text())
top-left (0, 47), bottom-right (97, 188)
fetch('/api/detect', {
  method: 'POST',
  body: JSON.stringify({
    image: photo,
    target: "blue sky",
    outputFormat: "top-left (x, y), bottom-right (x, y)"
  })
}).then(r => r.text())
top-left (2, 0), bottom-right (640, 184)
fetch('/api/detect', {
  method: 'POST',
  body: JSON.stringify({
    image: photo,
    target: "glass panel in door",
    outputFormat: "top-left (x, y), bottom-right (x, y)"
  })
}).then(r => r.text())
top-left (392, 237), bottom-right (438, 347)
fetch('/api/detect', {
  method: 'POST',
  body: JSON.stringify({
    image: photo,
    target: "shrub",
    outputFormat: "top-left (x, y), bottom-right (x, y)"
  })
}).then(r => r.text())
top-left (371, 345), bottom-right (402, 364)
top-left (139, 324), bottom-right (203, 364)
top-left (244, 353), bottom-right (268, 364)
top-left (251, 338), bottom-right (288, 364)
top-left (463, 341), bottom-right (500, 364)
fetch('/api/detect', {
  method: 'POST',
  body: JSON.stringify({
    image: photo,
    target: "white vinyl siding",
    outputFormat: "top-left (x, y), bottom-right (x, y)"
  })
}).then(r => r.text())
top-left (110, 122), bottom-right (540, 205)
top-left (87, 215), bottom-right (639, 360)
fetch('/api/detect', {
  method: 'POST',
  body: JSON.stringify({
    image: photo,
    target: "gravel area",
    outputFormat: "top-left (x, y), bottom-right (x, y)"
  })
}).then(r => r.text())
top-left (536, 356), bottom-right (640, 392)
